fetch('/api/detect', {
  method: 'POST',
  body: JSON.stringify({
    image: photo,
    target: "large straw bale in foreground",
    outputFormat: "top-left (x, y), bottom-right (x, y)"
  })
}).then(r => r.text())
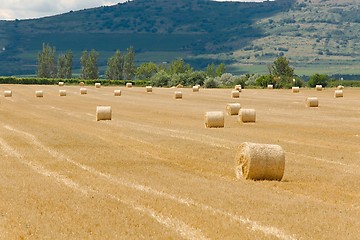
top-left (231, 90), bottom-right (240, 98)
top-left (306, 97), bottom-right (318, 107)
top-left (4, 90), bottom-right (12, 97)
top-left (96, 106), bottom-right (112, 121)
top-left (226, 103), bottom-right (241, 116)
top-left (204, 111), bottom-right (224, 128)
top-left (59, 90), bottom-right (66, 96)
top-left (334, 90), bottom-right (343, 98)
top-left (35, 91), bottom-right (43, 98)
top-left (238, 109), bottom-right (256, 123)
top-left (235, 142), bottom-right (285, 181)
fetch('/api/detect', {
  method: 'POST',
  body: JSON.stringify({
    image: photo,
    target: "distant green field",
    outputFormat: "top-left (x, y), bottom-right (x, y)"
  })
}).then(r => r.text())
top-left (228, 61), bottom-right (360, 77)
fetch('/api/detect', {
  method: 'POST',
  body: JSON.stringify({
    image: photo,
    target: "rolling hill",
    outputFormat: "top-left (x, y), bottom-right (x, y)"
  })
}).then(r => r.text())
top-left (0, 0), bottom-right (359, 77)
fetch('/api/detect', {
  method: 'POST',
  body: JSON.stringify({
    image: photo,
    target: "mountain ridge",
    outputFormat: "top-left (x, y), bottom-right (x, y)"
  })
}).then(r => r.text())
top-left (0, 0), bottom-right (359, 77)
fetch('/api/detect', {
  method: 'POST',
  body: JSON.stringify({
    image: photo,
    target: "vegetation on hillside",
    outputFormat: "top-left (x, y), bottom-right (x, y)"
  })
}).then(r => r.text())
top-left (0, 0), bottom-right (359, 78)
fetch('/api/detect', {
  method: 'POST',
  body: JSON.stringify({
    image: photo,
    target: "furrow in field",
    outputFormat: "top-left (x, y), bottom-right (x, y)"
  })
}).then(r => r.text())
top-left (3, 124), bottom-right (297, 240)
top-left (0, 136), bottom-right (210, 240)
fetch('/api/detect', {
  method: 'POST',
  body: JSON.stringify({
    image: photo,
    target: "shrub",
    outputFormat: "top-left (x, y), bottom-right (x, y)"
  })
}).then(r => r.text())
top-left (220, 73), bottom-right (235, 86)
top-left (204, 77), bottom-right (220, 88)
top-left (307, 74), bottom-right (329, 87)
top-left (255, 75), bottom-right (274, 88)
top-left (150, 70), bottom-right (171, 87)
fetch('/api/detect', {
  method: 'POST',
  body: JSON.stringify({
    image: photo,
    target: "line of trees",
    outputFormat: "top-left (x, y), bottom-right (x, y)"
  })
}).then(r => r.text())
top-left (37, 43), bottom-right (333, 89)
top-left (37, 43), bottom-right (136, 80)
top-left (36, 43), bottom-right (227, 86)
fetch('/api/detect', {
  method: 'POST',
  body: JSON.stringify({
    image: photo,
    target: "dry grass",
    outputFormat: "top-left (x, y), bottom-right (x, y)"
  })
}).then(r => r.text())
top-left (0, 85), bottom-right (359, 239)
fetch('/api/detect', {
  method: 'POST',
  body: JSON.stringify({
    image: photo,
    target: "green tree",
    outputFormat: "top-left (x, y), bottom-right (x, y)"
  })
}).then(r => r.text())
top-left (206, 63), bottom-right (216, 78)
top-left (37, 43), bottom-right (56, 78)
top-left (216, 63), bottom-right (226, 77)
top-left (106, 50), bottom-right (123, 80)
top-left (123, 46), bottom-right (136, 80)
top-left (219, 73), bottom-right (235, 86)
top-left (57, 50), bottom-right (73, 79)
top-left (169, 59), bottom-right (192, 75)
top-left (150, 70), bottom-right (171, 87)
top-left (269, 56), bottom-right (295, 88)
top-left (204, 77), bottom-right (220, 88)
top-left (307, 74), bottom-right (329, 87)
top-left (271, 56), bottom-right (294, 79)
top-left (81, 50), bottom-right (99, 79)
top-left (255, 75), bottom-right (274, 88)
top-left (187, 71), bottom-right (206, 86)
top-left (136, 62), bottom-right (158, 79)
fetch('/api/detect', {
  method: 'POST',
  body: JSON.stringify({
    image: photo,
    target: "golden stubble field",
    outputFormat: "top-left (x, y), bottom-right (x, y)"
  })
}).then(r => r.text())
top-left (0, 84), bottom-right (359, 239)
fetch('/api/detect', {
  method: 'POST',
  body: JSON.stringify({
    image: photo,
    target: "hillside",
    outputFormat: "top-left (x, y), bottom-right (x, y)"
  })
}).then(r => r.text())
top-left (0, 0), bottom-right (359, 77)
top-left (225, 0), bottom-right (360, 76)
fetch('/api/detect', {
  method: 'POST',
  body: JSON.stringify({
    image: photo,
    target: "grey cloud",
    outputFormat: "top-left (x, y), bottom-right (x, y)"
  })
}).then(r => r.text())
top-left (0, 0), bottom-right (124, 20)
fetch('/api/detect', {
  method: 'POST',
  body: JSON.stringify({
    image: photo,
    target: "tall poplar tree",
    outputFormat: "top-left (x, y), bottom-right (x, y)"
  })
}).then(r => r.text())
top-left (123, 46), bottom-right (135, 80)
top-left (106, 50), bottom-right (123, 80)
top-left (37, 43), bottom-right (56, 78)
top-left (80, 49), bottom-right (99, 79)
top-left (57, 50), bottom-right (73, 79)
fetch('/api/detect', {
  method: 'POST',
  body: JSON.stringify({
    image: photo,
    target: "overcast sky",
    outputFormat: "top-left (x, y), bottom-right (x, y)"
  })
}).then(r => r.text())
top-left (0, 0), bottom-right (269, 20)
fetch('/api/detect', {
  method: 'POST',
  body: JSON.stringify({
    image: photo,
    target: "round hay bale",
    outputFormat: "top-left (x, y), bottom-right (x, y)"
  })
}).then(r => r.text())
top-left (95, 83), bottom-right (101, 88)
top-left (96, 106), bottom-right (112, 121)
top-left (316, 85), bottom-right (323, 91)
top-left (231, 90), bottom-right (240, 98)
top-left (79, 82), bottom-right (85, 86)
top-left (80, 88), bottom-right (87, 95)
top-left (174, 91), bottom-right (182, 99)
top-left (126, 82), bottom-right (133, 88)
top-left (292, 86), bottom-right (300, 93)
top-left (35, 90), bottom-right (43, 98)
top-left (267, 84), bottom-right (273, 89)
top-left (334, 90), bottom-right (343, 98)
top-left (114, 90), bottom-right (121, 96)
top-left (146, 86), bottom-right (153, 93)
top-left (204, 111), bottom-right (224, 128)
top-left (58, 81), bottom-right (64, 87)
top-left (4, 90), bottom-right (12, 97)
top-left (306, 97), bottom-right (318, 107)
top-left (59, 90), bottom-right (67, 96)
top-left (192, 85), bottom-right (200, 92)
top-left (337, 85), bottom-right (344, 90)
top-left (238, 109), bottom-right (256, 123)
top-left (235, 142), bottom-right (285, 181)
top-left (176, 84), bottom-right (183, 88)
top-left (226, 103), bottom-right (241, 116)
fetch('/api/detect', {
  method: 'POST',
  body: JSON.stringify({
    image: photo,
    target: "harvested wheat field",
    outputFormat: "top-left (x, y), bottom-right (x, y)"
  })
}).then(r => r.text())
top-left (0, 85), bottom-right (359, 239)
